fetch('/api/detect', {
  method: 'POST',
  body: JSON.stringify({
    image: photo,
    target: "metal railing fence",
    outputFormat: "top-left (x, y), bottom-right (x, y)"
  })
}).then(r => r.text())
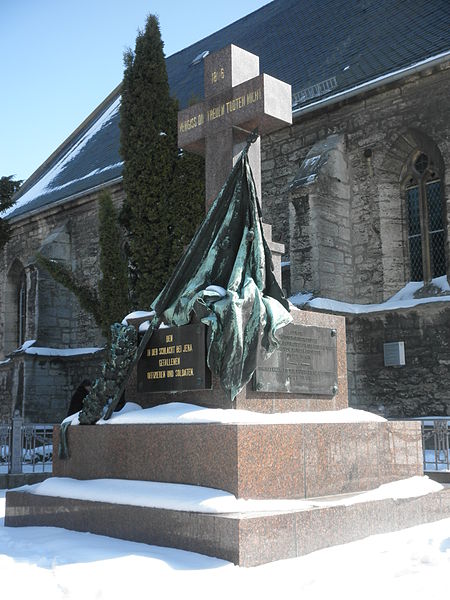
top-left (421, 418), bottom-right (450, 472)
top-left (1, 415), bottom-right (448, 475)
top-left (0, 414), bottom-right (53, 474)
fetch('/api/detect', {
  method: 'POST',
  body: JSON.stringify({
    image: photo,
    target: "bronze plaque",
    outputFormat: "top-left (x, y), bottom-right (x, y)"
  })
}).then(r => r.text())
top-left (137, 323), bottom-right (211, 393)
top-left (253, 324), bottom-right (338, 396)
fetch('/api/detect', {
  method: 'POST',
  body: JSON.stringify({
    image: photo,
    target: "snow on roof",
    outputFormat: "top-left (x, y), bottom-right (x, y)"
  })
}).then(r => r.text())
top-left (4, 1), bottom-right (449, 223)
top-left (4, 96), bottom-right (122, 220)
top-left (290, 275), bottom-right (450, 314)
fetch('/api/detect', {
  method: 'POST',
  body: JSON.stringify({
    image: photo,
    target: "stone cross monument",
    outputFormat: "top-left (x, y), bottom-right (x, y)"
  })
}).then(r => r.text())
top-left (178, 44), bottom-right (292, 207)
top-left (177, 45), bottom-right (292, 283)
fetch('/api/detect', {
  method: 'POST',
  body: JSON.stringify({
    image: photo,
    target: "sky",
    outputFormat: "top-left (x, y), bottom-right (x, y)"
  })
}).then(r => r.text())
top-left (0, 0), bottom-right (272, 184)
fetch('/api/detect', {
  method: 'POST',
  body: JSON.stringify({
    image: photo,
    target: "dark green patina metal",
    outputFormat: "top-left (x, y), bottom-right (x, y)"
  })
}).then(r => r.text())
top-left (60, 139), bottom-right (291, 456)
top-left (150, 143), bottom-right (291, 401)
top-left (59, 323), bottom-right (137, 457)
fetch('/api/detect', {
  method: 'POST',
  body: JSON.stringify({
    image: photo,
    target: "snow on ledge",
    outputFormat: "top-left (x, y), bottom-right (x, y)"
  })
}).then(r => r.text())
top-left (24, 476), bottom-right (443, 514)
top-left (122, 310), bottom-right (155, 325)
top-left (84, 401), bottom-right (386, 426)
top-left (16, 339), bottom-right (37, 351)
top-left (24, 346), bottom-right (103, 357)
top-left (290, 275), bottom-right (450, 314)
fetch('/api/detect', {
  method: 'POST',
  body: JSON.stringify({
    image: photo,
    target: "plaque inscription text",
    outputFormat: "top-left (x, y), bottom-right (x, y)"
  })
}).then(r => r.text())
top-left (137, 323), bottom-right (211, 393)
top-left (254, 324), bottom-right (338, 396)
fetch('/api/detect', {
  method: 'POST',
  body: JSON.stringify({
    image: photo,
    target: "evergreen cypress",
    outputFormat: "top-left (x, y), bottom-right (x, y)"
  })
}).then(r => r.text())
top-left (0, 175), bottom-right (22, 250)
top-left (170, 150), bottom-right (204, 260)
top-left (120, 14), bottom-right (179, 308)
top-left (98, 190), bottom-right (130, 330)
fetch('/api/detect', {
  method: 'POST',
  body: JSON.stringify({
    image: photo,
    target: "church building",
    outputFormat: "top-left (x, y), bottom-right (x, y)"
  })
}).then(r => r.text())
top-left (1, 0), bottom-right (449, 422)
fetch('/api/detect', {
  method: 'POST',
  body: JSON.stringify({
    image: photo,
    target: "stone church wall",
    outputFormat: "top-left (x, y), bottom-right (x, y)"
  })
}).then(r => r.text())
top-left (345, 302), bottom-right (450, 418)
top-left (2, 62), bottom-right (449, 421)
top-left (0, 183), bottom-right (124, 421)
top-left (0, 351), bottom-right (105, 423)
top-left (0, 182), bottom-right (125, 359)
top-left (261, 61), bottom-right (450, 304)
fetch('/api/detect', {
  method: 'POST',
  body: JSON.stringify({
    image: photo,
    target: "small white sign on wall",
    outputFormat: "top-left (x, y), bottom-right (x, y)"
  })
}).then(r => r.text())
top-left (384, 341), bottom-right (405, 367)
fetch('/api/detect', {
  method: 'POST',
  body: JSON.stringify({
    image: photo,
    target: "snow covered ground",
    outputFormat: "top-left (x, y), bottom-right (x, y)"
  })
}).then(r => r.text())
top-left (2, 402), bottom-right (448, 597)
top-left (1, 488), bottom-right (449, 600)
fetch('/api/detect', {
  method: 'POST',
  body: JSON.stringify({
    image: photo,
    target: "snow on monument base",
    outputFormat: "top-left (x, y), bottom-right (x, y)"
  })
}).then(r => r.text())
top-left (6, 411), bottom-right (450, 565)
top-left (50, 420), bottom-right (424, 499)
top-left (5, 481), bottom-right (450, 566)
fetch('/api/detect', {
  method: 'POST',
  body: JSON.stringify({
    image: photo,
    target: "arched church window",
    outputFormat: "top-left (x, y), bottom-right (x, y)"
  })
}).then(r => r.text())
top-left (405, 152), bottom-right (446, 282)
top-left (5, 260), bottom-right (28, 353)
top-left (17, 269), bottom-right (27, 347)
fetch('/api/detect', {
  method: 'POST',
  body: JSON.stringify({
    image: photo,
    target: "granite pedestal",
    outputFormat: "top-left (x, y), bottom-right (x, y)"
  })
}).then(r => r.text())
top-left (52, 421), bottom-right (423, 499)
top-left (128, 306), bottom-right (349, 413)
top-left (6, 484), bottom-right (450, 567)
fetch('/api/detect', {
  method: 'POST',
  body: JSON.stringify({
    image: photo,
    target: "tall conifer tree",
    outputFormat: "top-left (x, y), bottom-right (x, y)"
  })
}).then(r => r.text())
top-left (170, 150), bottom-right (204, 260)
top-left (0, 175), bottom-right (22, 250)
top-left (119, 15), bottom-right (179, 308)
top-left (98, 190), bottom-right (130, 330)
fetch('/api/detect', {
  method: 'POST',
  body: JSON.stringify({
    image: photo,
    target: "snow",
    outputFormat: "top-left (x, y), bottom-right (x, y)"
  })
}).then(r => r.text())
top-left (23, 346), bottom-right (103, 357)
top-left (62, 401), bottom-right (142, 426)
top-left (24, 475), bottom-right (442, 514)
top-left (15, 339), bottom-right (37, 351)
top-left (204, 285), bottom-right (226, 297)
top-left (122, 310), bottom-right (155, 325)
top-left (290, 275), bottom-right (450, 314)
top-left (63, 401), bottom-right (386, 426)
top-left (1, 488), bottom-right (449, 599)
top-left (46, 161), bottom-right (124, 195)
top-left (62, 402), bottom-right (385, 427)
top-left (5, 340), bottom-right (102, 358)
top-left (2, 97), bottom-right (121, 219)
top-left (424, 449), bottom-right (450, 472)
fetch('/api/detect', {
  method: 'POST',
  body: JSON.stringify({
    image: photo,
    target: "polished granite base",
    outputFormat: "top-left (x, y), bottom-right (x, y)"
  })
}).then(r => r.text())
top-left (53, 420), bottom-right (423, 499)
top-left (6, 485), bottom-right (450, 566)
top-left (126, 307), bottom-right (349, 413)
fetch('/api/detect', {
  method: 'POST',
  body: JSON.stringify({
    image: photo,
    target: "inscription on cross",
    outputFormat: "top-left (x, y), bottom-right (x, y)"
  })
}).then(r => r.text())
top-left (178, 44), bottom-right (292, 208)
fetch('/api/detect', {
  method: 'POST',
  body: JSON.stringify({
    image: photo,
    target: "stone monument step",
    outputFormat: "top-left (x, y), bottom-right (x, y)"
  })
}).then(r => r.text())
top-left (5, 480), bottom-right (450, 566)
top-left (53, 419), bottom-right (423, 499)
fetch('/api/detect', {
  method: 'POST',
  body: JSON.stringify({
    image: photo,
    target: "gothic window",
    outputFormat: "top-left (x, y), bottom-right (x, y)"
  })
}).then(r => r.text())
top-left (405, 152), bottom-right (446, 282)
top-left (4, 260), bottom-right (27, 353)
top-left (17, 269), bottom-right (27, 347)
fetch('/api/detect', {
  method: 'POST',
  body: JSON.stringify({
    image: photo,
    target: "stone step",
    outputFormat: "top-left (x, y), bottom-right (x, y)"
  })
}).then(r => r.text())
top-left (5, 481), bottom-right (450, 566)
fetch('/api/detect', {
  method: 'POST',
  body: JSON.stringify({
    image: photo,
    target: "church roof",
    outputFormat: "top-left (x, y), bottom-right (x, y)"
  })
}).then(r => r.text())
top-left (8, 0), bottom-right (450, 221)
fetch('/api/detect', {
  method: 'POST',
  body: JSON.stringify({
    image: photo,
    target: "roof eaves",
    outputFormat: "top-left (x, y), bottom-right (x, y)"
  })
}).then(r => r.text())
top-left (8, 176), bottom-right (123, 225)
top-left (292, 50), bottom-right (450, 119)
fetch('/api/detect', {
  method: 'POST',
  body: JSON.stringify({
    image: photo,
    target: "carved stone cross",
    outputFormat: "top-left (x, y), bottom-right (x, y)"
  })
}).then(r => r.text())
top-left (178, 44), bottom-right (292, 208)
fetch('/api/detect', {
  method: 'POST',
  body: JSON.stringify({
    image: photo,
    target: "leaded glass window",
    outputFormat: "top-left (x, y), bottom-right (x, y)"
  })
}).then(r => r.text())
top-left (407, 185), bottom-right (422, 280)
top-left (426, 180), bottom-right (446, 277)
top-left (405, 153), bottom-right (446, 282)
